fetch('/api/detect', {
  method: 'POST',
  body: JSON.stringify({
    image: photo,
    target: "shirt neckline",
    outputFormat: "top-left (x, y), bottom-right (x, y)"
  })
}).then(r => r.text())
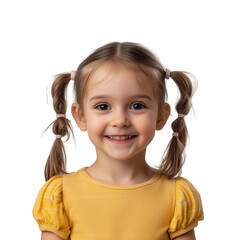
top-left (78, 166), bottom-right (161, 190)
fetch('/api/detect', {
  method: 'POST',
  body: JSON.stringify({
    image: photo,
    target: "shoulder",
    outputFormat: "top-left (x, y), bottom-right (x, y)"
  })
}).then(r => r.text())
top-left (156, 175), bottom-right (201, 201)
top-left (174, 176), bottom-right (201, 197)
top-left (62, 168), bottom-right (87, 187)
top-left (44, 175), bottom-right (63, 187)
top-left (173, 176), bottom-right (203, 215)
top-left (37, 175), bottom-right (63, 199)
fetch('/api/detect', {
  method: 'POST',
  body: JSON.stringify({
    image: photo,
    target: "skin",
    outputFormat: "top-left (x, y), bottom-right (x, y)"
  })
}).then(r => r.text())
top-left (41, 232), bottom-right (65, 240)
top-left (41, 61), bottom-right (195, 240)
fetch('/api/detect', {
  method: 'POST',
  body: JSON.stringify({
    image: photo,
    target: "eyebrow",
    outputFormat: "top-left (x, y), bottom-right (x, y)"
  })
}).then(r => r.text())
top-left (89, 94), bottom-right (153, 102)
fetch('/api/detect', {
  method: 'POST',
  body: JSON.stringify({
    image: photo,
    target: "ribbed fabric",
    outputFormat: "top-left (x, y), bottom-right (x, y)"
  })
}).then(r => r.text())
top-left (32, 167), bottom-right (204, 240)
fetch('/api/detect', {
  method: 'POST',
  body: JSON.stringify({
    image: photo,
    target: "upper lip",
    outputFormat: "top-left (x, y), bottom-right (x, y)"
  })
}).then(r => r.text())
top-left (105, 135), bottom-right (136, 136)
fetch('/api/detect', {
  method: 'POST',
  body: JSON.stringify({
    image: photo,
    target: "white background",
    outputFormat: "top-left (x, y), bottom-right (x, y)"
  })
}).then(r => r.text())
top-left (1, 0), bottom-right (239, 239)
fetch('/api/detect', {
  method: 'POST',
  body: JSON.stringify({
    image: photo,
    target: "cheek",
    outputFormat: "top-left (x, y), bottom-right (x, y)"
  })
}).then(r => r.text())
top-left (87, 123), bottom-right (103, 147)
top-left (86, 116), bottom-right (105, 141)
top-left (135, 115), bottom-right (156, 137)
top-left (88, 118), bottom-right (102, 130)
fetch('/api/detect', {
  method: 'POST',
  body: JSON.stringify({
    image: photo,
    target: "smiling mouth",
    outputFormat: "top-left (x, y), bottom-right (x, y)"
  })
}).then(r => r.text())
top-left (105, 135), bottom-right (137, 140)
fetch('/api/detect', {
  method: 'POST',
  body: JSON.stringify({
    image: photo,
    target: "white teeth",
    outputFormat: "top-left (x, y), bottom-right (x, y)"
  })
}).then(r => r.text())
top-left (109, 136), bottom-right (133, 140)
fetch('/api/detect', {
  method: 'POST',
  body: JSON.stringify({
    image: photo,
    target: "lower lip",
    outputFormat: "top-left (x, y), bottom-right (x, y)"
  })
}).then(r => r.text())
top-left (105, 136), bottom-right (137, 144)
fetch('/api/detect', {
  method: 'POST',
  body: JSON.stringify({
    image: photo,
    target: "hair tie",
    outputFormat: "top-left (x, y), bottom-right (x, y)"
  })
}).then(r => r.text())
top-left (71, 70), bottom-right (76, 81)
top-left (172, 132), bottom-right (178, 137)
top-left (165, 68), bottom-right (171, 79)
top-left (56, 135), bottom-right (63, 139)
top-left (55, 114), bottom-right (66, 139)
top-left (178, 113), bottom-right (185, 118)
top-left (56, 114), bottom-right (66, 118)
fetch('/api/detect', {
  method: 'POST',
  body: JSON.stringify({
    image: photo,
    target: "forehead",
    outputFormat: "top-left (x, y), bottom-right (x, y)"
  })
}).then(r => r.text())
top-left (85, 61), bottom-right (155, 99)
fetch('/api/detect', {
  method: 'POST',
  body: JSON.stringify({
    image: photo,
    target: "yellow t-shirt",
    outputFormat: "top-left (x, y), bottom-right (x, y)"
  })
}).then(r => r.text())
top-left (32, 167), bottom-right (204, 240)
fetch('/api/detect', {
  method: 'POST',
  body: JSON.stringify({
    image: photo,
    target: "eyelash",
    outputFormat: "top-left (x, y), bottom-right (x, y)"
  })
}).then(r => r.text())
top-left (94, 103), bottom-right (147, 111)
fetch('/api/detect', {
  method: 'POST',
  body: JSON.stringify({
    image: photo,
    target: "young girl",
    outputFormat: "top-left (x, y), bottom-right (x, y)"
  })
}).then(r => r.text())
top-left (32, 42), bottom-right (204, 240)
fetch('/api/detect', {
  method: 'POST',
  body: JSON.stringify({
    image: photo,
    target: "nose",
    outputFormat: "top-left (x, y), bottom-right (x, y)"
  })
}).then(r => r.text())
top-left (110, 110), bottom-right (131, 127)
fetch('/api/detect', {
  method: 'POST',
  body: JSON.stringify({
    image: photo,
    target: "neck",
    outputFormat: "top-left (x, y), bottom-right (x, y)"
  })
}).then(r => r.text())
top-left (86, 149), bottom-right (156, 185)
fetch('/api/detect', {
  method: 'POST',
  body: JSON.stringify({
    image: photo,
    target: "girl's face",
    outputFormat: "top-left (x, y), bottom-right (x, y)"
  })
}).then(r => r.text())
top-left (72, 61), bottom-right (170, 162)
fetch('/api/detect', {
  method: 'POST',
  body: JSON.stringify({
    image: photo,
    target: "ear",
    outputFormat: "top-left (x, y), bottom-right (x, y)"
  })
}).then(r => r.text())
top-left (71, 103), bottom-right (87, 131)
top-left (156, 103), bottom-right (171, 130)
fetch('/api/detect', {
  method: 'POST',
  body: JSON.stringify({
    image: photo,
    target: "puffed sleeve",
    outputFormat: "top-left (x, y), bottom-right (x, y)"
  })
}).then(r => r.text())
top-left (168, 177), bottom-right (204, 239)
top-left (32, 175), bottom-right (71, 240)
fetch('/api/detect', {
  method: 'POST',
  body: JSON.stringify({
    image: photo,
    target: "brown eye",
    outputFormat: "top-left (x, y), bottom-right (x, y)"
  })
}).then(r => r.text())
top-left (95, 104), bottom-right (111, 110)
top-left (130, 103), bottom-right (146, 110)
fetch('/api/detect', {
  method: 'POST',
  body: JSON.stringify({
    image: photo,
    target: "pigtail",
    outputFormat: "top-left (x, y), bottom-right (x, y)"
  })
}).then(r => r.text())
top-left (159, 71), bottom-right (196, 179)
top-left (42, 73), bottom-right (75, 181)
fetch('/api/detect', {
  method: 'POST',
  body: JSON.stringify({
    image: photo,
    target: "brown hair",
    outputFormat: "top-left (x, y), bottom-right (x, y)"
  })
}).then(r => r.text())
top-left (43, 41), bottom-right (197, 181)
